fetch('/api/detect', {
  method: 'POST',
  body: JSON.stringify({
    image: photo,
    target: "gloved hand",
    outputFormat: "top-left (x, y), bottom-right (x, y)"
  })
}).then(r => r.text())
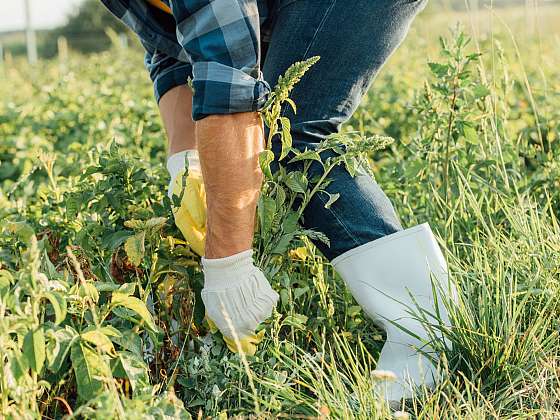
top-left (206, 317), bottom-right (266, 355)
top-left (201, 250), bottom-right (279, 355)
top-left (167, 151), bottom-right (206, 256)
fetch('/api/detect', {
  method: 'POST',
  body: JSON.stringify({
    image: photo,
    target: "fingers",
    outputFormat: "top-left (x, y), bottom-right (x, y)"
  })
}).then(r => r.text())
top-left (223, 330), bottom-right (266, 356)
top-left (206, 314), bottom-right (267, 356)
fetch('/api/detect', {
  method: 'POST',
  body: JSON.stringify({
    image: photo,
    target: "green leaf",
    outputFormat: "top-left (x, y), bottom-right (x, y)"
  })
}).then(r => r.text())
top-left (302, 229), bottom-right (330, 247)
top-left (259, 150), bottom-right (275, 179)
top-left (428, 62), bottom-right (449, 77)
top-left (43, 292), bottom-right (67, 325)
top-left (404, 160), bottom-right (424, 179)
top-left (294, 286), bottom-right (310, 300)
top-left (71, 341), bottom-right (112, 401)
top-left (323, 192), bottom-right (340, 209)
top-left (81, 328), bottom-right (115, 354)
top-left (99, 325), bottom-right (123, 338)
top-left (47, 326), bottom-right (78, 373)
top-left (279, 117), bottom-right (293, 160)
top-left (124, 219), bottom-right (145, 230)
top-left (117, 282), bottom-right (136, 296)
top-left (272, 233), bottom-right (296, 255)
top-left (347, 305), bottom-right (362, 317)
top-left (285, 98), bottom-right (297, 114)
top-left (23, 327), bottom-right (46, 373)
top-left (0, 269), bottom-right (14, 291)
top-left (124, 231), bottom-right (146, 266)
top-left (110, 330), bottom-right (143, 358)
top-left (111, 293), bottom-right (158, 332)
top-left (463, 125), bottom-right (479, 144)
top-left (112, 351), bottom-right (150, 395)
top-left (82, 282), bottom-right (100, 302)
top-left (101, 230), bottom-right (133, 252)
top-left (282, 211), bottom-right (300, 235)
top-left (280, 289), bottom-right (290, 307)
top-left (42, 250), bottom-right (61, 280)
top-left (473, 84), bottom-right (490, 99)
top-left (145, 216), bottom-right (168, 231)
top-left (72, 282), bottom-right (100, 303)
top-left (6, 221), bottom-right (35, 243)
top-left (9, 350), bottom-right (29, 383)
top-left (258, 194), bottom-right (276, 234)
top-left (275, 184), bottom-right (286, 208)
top-left (284, 171), bottom-right (308, 194)
top-left (81, 165), bottom-right (102, 179)
top-left (343, 156), bottom-right (357, 177)
top-left (282, 314), bottom-right (308, 330)
top-left (466, 52), bottom-right (481, 62)
top-left (289, 149), bottom-right (322, 164)
top-left (65, 192), bottom-right (81, 220)
top-left (150, 392), bottom-right (192, 419)
top-left (95, 282), bottom-right (122, 292)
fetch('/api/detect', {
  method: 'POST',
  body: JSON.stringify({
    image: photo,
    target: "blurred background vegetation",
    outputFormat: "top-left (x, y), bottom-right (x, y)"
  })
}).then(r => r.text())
top-left (0, 0), bottom-right (128, 59)
top-left (0, 0), bottom-right (558, 60)
top-left (1, 0), bottom-right (559, 417)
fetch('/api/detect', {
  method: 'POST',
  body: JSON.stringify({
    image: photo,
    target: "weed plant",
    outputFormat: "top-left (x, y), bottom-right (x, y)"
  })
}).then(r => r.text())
top-left (0, 13), bottom-right (559, 419)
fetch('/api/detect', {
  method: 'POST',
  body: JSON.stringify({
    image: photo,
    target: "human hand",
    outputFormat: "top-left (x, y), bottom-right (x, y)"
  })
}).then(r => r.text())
top-left (202, 252), bottom-right (278, 355)
top-left (169, 163), bottom-right (206, 256)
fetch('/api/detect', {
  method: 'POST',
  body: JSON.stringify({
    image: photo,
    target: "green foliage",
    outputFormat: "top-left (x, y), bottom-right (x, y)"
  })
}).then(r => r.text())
top-left (1, 14), bottom-right (559, 419)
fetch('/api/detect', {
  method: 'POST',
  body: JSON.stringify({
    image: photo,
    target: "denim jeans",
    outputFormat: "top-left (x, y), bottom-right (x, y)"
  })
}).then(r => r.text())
top-left (140, 0), bottom-right (428, 260)
top-left (262, 0), bottom-right (428, 260)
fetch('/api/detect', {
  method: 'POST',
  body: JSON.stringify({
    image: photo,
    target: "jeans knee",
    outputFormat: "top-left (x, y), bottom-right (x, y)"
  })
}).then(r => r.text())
top-left (289, 119), bottom-right (342, 147)
top-left (302, 165), bottom-right (403, 261)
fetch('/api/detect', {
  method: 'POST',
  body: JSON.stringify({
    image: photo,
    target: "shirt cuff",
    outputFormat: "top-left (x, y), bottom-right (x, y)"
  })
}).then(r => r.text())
top-left (153, 63), bottom-right (193, 103)
top-left (191, 62), bottom-right (270, 121)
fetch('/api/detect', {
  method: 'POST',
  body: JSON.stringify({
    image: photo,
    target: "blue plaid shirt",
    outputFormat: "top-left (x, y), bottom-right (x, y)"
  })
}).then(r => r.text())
top-left (101, 0), bottom-right (273, 120)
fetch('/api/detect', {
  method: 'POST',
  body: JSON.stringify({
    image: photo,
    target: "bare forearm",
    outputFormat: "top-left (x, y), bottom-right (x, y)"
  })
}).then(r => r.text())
top-left (197, 112), bottom-right (264, 258)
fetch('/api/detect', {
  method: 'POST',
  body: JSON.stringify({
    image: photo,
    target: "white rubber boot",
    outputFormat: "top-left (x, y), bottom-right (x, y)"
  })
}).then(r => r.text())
top-left (332, 223), bottom-right (455, 402)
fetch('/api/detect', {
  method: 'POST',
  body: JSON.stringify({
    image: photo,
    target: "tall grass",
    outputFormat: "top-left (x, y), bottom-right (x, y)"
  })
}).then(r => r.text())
top-left (0, 5), bottom-right (559, 419)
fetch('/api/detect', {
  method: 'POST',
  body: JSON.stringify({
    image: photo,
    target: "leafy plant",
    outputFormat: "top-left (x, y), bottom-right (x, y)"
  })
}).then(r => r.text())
top-left (1, 13), bottom-right (559, 418)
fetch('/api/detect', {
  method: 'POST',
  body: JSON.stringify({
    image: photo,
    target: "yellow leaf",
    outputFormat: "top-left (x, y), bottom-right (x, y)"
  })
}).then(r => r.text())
top-left (81, 329), bottom-right (115, 354)
top-left (124, 231), bottom-right (145, 266)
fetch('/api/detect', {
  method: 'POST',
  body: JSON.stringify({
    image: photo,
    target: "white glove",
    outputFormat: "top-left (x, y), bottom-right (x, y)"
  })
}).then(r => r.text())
top-left (202, 249), bottom-right (279, 355)
top-left (166, 150), bottom-right (201, 199)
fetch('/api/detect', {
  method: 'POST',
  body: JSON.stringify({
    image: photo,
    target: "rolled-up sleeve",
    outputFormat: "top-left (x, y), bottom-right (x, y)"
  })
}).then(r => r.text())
top-left (143, 41), bottom-right (194, 103)
top-left (170, 0), bottom-right (270, 120)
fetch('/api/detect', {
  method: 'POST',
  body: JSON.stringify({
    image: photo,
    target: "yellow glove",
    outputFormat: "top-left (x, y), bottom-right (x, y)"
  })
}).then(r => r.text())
top-left (167, 150), bottom-right (206, 256)
top-left (170, 168), bottom-right (206, 256)
top-left (206, 316), bottom-right (266, 356)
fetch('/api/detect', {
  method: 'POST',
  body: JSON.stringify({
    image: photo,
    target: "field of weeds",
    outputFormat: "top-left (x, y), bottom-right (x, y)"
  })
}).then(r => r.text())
top-left (0, 5), bottom-right (559, 419)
